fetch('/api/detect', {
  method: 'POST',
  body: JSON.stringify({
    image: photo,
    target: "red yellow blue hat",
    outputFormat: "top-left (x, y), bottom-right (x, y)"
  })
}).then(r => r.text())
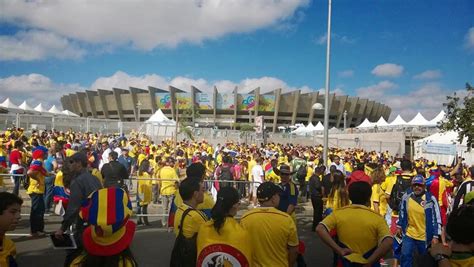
top-left (80, 188), bottom-right (135, 256)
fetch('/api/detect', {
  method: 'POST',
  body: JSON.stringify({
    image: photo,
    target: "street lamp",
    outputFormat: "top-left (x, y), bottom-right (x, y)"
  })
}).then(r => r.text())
top-left (136, 101), bottom-right (142, 122)
top-left (312, 103), bottom-right (328, 166)
top-left (322, 0), bottom-right (333, 167)
top-left (343, 110), bottom-right (347, 131)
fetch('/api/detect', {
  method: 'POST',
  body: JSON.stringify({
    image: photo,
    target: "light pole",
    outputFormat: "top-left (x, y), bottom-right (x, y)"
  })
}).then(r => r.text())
top-left (136, 101), bottom-right (142, 122)
top-left (312, 103), bottom-right (326, 163)
top-left (343, 110), bottom-right (347, 131)
top-left (322, 0), bottom-right (332, 167)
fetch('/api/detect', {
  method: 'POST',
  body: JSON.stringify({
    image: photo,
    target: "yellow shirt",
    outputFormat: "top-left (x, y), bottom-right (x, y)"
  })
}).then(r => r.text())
top-left (241, 207), bottom-right (299, 267)
top-left (173, 204), bottom-right (208, 238)
top-left (248, 160), bottom-right (256, 181)
top-left (321, 205), bottom-right (391, 262)
top-left (27, 171), bottom-right (45, 194)
top-left (91, 168), bottom-right (103, 185)
top-left (70, 253), bottom-right (135, 267)
top-left (0, 236), bottom-right (17, 267)
top-left (65, 148), bottom-right (76, 157)
top-left (406, 196), bottom-right (426, 241)
top-left (197, 218), bottom-right (252, 266)
top-left (305, 166), bottom-right (313, 182)
top-left (159, 166), bottom-right (179, 196)
top-left (371, 184), bottom-right (387, 216)
top-left (54, 171), bottom-right (64, 187)
top-left (138, 172), bottom-right (152, 206)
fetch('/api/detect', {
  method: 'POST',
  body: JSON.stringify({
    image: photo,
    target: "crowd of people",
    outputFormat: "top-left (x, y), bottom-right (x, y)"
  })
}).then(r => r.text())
top-left (0, 126), bottom-right (473, 266)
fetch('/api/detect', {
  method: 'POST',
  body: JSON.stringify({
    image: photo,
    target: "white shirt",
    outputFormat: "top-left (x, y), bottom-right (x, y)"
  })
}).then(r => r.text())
top-left (251, 164), bottom-right (264, 183)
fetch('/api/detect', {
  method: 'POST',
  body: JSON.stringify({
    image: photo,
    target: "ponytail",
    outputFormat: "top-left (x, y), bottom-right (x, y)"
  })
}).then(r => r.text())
top-left (211, 187), bottom-right (239, 234)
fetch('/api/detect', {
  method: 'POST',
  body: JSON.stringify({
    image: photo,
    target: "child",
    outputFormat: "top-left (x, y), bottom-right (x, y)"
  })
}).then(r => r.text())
top-left (0, 192), bottom-right (23, 267)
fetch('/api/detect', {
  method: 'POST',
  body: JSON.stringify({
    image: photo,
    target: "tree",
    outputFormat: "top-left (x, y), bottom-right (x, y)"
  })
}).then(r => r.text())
top-left (439, 83), bottom-right (473, 150)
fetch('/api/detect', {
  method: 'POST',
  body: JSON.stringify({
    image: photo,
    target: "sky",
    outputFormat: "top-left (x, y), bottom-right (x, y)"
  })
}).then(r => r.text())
top-left (0, 0), bottom-right (473, 121)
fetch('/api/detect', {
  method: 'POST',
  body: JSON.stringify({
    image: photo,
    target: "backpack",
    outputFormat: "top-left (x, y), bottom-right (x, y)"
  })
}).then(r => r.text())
top-left (170, 208), bottom-right (197, 267)
top-left (389, 175), bottom-right (413, 212)
top-left (218, 165), bottom-right (233, 181)
top-left (297, 164), bottom-right (307, 180)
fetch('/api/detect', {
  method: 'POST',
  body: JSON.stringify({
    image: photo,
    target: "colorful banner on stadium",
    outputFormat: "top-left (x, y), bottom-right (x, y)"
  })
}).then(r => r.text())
top-left (156, 93), bottom-right (171, 109)
top-left (176, 93), bottom-right (192, 109)
top-left (258, 95), bottom-right (276, 112)
top-left (238, 94), bottom-right (255, 111)
top-left (196, 93), bottom-right (213, 110)
top-left (216, 93), bottom-right (234, 110)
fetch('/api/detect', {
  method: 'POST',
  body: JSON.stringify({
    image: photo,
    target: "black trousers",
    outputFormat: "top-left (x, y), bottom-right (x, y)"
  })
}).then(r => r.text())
top-left (311, 195), bottom-right (323, 231)
top-left (29, 193), bottom-right (45, 233)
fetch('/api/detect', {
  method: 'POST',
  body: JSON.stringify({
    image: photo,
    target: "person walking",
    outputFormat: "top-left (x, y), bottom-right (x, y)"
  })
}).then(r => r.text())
top-left (159, 157), bottom-right (180, 227)
top-left (54, 152), bottom-right (103, 266)
top-left (137, 160), bottom-right (152, 226)
top-left (26, 149), bottom-right (49, 237)
top-left (241, 182), bottom-right (299, 267)
top-left (397, 175), bottom-right (442, 267)
top-left (249, 157), bottom-right (264, 207)
top-left (196, 187), bottom-right (252, 266)
top-left (43, 148), bottom-right (58, 214)
top-left (316, 181), bottom-right (393, 266)
top-left (277, 164), bottom-right (298, 223)
top-left (309, 166), bottom-right (324, 232)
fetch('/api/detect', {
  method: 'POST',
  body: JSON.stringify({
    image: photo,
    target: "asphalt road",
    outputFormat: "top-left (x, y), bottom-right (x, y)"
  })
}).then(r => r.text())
top-left (11, 201), bottom-right (333, 267)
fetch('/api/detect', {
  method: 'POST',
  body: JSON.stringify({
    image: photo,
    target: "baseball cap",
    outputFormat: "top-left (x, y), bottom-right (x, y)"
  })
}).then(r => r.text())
top-left (411, 175), bottom-right (425, 185)
top-left (257, 182), bottom-right (282, 202)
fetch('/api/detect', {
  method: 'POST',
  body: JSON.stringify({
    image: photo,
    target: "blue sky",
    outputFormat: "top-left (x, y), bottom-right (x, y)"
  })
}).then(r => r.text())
top-left (0, 0), bottom-right (473, 120)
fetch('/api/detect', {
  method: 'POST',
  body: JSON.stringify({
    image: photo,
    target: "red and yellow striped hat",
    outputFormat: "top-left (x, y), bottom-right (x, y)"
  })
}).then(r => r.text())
top-left (80, 187), bottom-right (135, 256)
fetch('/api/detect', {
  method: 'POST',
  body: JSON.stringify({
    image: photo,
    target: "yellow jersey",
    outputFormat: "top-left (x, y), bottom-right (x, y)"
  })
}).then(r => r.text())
top-left (137, 172), bottom-right (153, 206)
top-left (159, 166), bottom-right (179, 196)
top-left (406, 195), bottom-right (426, 241)
top-left (320, 204), bottom-right (391, 263)
top-left (197, 218), bottom-right (252, 266)
top-left (173, 204), bottom-right (208, 238)
top-left (240, 207), bottom-right (299, 267)
top-left (0, 236), bottom-right (17, 267)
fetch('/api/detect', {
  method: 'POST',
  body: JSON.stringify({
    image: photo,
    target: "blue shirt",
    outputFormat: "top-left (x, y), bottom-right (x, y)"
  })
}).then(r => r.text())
top-left (277, 182), bottom-right (298, 213)
top-left (118, 155), bottom-right (132, 173)
top-left (44, 155), bottom-right (56, 176)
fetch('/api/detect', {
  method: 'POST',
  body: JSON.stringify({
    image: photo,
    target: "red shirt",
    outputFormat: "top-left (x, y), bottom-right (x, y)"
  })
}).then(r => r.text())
top-left (9, 149), bottom-right (22, 165)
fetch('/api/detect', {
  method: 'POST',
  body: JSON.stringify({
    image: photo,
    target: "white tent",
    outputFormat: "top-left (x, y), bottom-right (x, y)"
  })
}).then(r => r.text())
top-left (48, 105), bottom-right (63, 115)
top-left (389, 115), bottom-right (407, 126)
top-left (314, 121), bottom-right (324, 131)
top-left (62, 110), bottom-right (80, 117)
top-left (146, 109), bottom-right (175, 125)
top-left (18, 101), bottom-right (39, 114)
top-left (414, 131), bottom-right (473, 165)
top-left (356, 118), bottom-right (374, 128)
top-left (428, 110), bottom-right (446, 126)
top-left (0, 98), bottom-right (23, 113)
top-left (306, 122), bottom-right (316, 131)
top-left (329, 127), bottom-right (340, 133)
top-left (34, 103), bottom-right (50, 114)
top-left (375, 116), bottom-right (389, 127)
top-left (407, 112), bottom-right (430, 126)
top-left (291, 124), bottom-right (311, 135)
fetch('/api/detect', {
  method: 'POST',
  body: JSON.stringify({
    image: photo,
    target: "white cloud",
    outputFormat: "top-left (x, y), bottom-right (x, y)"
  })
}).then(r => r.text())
top-left (413, 69), bottom-right (442, 80)
top-left (338, 70), bottom-right (354, 78)
top-left (2, 0), bottom-right (309, 53)
top-left (371, 63), bottom-right (404, 78)
top-left (0, 30), bottom-right (86, 61)
top-left (0, 73), bottom-right (85, 107)
top-left (315, 33), bottom-right (355, 45)
top-left (356, 81), bottom-right (397, 98)
top-left (465, 27), bottom-right (474, 51)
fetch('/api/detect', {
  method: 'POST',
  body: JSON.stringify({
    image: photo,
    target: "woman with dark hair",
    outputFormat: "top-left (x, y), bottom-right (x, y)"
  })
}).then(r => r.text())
top-left (325, 170), bottom-right (350, 216)
top-left (196, 187), bottom-right (252, 266)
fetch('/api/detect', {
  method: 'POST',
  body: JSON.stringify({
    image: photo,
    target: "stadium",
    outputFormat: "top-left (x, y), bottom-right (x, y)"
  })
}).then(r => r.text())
top-left (60, 86), bottom-right (391, 132)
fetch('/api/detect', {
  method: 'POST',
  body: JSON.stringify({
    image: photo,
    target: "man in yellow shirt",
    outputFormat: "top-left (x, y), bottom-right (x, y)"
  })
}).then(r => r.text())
top-left (173, 178), bottom-right (207, 238)
top-left (0, 192), bottom-right (23, 267)
top-left (316, 181), bottom-right (393, 266)
top-left (160, 157), bottom-right (179, 227)
top-left (241, 182), bottom-right (299, 267)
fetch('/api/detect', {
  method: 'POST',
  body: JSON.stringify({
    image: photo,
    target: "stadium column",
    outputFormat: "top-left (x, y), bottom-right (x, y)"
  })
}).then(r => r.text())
top-left (213, 86), bottom-right (217, 126)
top-left (130, 87), bottom-right (139, 122)
top-left (97, 89), bottom-right (111, 119)
top-left (85, 90), bottom-right (98, 118)
top-left (368, 101), bottom-right (378, 122)
top-left (272, 88), bottom-right (282, 133)
top-left (308, 91), bottom-right (319, 123)
top-left (147, 86), bottom-right (158, 114)
top-left (291, 90), bottom-right (300, 125)
top-left (355, 99), bottom-right (368, 126)
top-left (76, 92), bottom-right (89, 118)
top-left (335, 95), bottom-right (348, 128)
top-left (383, 105), bottom-right (391, 121)
top-left (69, 94), bottom-right (81, 117)
top-left (112, 88), bottom-right (126, 121)
top-left (169, 86), bottom-right (178, 121)
top-left (345, 97), bottom-right (359, 128)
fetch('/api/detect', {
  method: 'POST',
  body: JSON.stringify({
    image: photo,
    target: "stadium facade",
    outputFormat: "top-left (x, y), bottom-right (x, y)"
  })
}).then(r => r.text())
top-left (60, 86), bottom-right (391, 132)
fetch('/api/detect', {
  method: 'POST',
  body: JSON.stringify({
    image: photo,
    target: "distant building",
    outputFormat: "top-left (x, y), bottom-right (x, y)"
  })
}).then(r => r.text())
top-left (60, 86), bottom-right (391, 132)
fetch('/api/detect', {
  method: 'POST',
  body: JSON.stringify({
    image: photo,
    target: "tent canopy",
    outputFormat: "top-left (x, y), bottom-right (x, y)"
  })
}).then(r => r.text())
top-left (19, 101), bottom-right (39, 114)
top-left (62, 110), bottom-right (80, 117)
top-left (389, 114), bottom-right (407, 126)
top-left (356, 118), bottom-right (374, 128)
top-left (375, 116), bottom-right (389, 127)
top-left (314, 121), bottom-right (324, 131)
top-left (146, 109), bottom-right (175, 125)
top-left (407, 112), bottom-right (430, 126)
top-left (34, 103), bottom-right (50, 114)
top-left (48, 105), bottom-right (63, 115)
top-left (0, 98), bottom-right (23, 113)
top-left (428, 110), bottom-right (446, 126)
